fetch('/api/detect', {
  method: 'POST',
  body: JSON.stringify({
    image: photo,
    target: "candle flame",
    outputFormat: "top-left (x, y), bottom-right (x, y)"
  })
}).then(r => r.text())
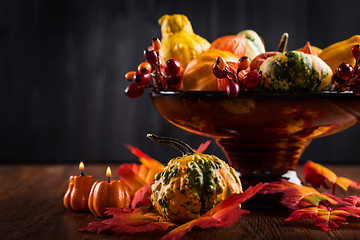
top-left (79, 161), bottom-right (84, 171)
top-left (106, 166), bottom-right (111, 178)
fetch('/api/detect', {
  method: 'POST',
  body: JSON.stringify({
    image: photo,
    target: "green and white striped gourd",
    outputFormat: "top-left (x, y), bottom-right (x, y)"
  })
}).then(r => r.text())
top-left (258, 51), bottom-right (333, 91)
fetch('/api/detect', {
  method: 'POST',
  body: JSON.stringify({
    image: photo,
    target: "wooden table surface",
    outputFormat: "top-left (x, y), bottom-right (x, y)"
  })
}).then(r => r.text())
top-left (1, 163), bottom-right (360, 240)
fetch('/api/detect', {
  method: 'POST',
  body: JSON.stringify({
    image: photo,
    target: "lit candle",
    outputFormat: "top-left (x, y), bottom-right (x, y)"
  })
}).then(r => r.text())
top-left (79, 161), bottom-right (85, 176)
top-left (88, 166), bottom-right (131, 217)
top-left (63, 162), bottom-right (94, 212)
top-left (106, 166), bottom-right (111, 183)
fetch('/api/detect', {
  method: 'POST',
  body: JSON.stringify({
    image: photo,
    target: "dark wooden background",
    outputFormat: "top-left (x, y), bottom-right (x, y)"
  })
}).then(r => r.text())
top-left (1, 0), bottom-right (360, 164)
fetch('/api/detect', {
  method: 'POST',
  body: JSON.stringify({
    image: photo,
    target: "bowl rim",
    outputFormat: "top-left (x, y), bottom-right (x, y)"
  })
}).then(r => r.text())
top-left (151, 90), bottom-right (357, 98)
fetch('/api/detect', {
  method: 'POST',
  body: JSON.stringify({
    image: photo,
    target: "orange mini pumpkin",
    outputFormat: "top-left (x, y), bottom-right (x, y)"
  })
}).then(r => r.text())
top-left (88, 179), bottom-right (131, 217)
top-left (63, 175), bottom-right (94, 212)
top-left (210, 35), bottom-right (247, 59)
top-left (181, 49), bottom-right (238, 91)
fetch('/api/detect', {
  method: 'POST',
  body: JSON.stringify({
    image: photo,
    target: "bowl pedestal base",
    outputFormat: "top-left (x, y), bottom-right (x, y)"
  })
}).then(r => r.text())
top-left (217, 137), bottom-right (311, 188)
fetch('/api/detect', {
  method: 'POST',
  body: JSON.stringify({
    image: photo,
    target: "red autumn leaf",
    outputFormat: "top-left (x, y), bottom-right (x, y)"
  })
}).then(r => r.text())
top-left (336, 205), bottom-right (360, 219)
top-left (162, 183), bottom-right (266, 240)
top-left (116, 163), bottom-right (151, 196)
top-left (341, 195), bottom-right (360, 207)
top-left (260, 179), bottom-right (338, 210)
top-left (79, 208), bottom-right (175, 236)
top-left (131, 181), bottom-right (153, 208)
top-left (284, 205), bottom-right (351, 231)
top-left (195, 140), bottom-right (211, 153)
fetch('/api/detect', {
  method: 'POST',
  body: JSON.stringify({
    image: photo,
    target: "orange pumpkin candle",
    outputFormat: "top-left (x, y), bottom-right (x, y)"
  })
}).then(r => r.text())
top-left (88, 166), bottom-right (131, 217)
top-left (63, 162), bottom-right (94, 212)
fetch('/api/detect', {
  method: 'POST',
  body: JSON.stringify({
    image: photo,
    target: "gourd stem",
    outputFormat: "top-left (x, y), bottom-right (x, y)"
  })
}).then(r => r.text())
top-left (146, 134), bottom-right (195, 156)
top-left (277, 33), bottom-right (289, 52)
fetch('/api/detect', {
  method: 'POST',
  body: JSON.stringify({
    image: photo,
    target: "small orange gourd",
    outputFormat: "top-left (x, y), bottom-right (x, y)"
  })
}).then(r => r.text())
top-left (210, 35), bottom-right (247, 58)
top-left (181, 49), bottom-right (238, 91)
top-left (88, 167), bottom-right (131, 217)
top-left (63, 162), bottom-right (94, 212)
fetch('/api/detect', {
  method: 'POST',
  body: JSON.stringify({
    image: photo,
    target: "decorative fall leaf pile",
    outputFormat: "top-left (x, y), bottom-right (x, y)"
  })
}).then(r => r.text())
top-left (79, 143), bottom-right (360, 238)
top-left (260, 160), bottom-right (360, 232)
top-left (80, 183), bottom-right (266, 240)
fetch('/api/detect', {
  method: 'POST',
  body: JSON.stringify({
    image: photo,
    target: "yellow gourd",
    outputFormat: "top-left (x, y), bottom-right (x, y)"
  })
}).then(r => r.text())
top-left (181, 49), bottom-right (238, 91)
top-left (319, 35), bottom-right (360, 72)
top-left (158, 14), bottom-right (210, 69)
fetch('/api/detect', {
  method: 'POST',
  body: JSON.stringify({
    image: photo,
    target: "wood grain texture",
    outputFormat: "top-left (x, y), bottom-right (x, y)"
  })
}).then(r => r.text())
top-left (1, 163), bottom-right (360, 240)
top-left (1, 0), bottom-right (360, 163)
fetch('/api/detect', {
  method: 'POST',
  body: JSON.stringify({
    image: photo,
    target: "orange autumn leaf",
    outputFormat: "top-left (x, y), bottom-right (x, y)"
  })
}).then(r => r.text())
top-left (162, 183), bottom-right (266, 240)
top-left (79, 208), bottom-right (176, 235)
top-left (304, 160), bottom-right (337, 189)
top-left (116, 163), bottom-right (154, 196)
top-left (304, 160), bottom-right (360, 192)
top-left (335, 176), bottom-right (360, 191)
top-left (117, 145), bottom-right (165, 196)
top-left (300, 41), bottom-right (318, 56)
top-left (284, 205), bottom-right (354, 231)
top-left (260, 179), bottom-right (338, 210)
top-left (125, 144), bottom-right (165, 172)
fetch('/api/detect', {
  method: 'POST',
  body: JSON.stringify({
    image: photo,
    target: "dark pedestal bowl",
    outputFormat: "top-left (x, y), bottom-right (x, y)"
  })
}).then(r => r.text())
top-left (151, 90), bottom-right (360, 188)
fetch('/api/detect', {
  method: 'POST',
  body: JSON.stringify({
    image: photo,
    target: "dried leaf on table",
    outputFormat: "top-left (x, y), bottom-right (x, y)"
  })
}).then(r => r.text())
top-left (117, 145), bottom-right (164, 195)
top-left (125, 144), bottom-right (165, 171)
top-left (260, 179), bottom-right (338, 210)
top-left (162, 183), bottom-right (267, 240)
top-left (79, 208), bottom-right (176, 236)
top-left (335, 176), bottom-right (360, 191)
top-left (131, 181), bottom-right (153, 208)
top-left (284, 205), bottom-right (353, 231)
top-left (304, 160), bottom-right (337, 189)
top-left (304, 160), bottom-right (360, 194)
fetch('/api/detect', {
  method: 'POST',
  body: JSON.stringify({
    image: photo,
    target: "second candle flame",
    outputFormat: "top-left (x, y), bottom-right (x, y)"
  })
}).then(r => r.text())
top-left (106, 166), bottom-right (111, 181)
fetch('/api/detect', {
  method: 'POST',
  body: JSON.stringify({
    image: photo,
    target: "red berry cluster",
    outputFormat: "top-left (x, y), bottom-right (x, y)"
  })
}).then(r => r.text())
top-left (213, 56), bottom-right (262, 98)
top-left (125, 37), bottom-right (183, 99)
top-left (334, 44), bottom-right (360, 95)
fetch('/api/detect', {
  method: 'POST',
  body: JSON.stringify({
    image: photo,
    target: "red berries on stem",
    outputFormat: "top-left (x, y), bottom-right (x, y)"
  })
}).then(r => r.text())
top-left (226, 82), bottom-right (240, 98)
top-left (336, 63), bottom-right (354, 82)
top-left (213, 55), bottom-right (261, 97)
top-left (125, 83), bottom-right (144, 99)
top-left (164, 59), bottom-right (181, 76)
top-left (125, 37), bottom-right (184, 98)
top-left (242, 71), bottom-right (262, 90)
top-left (334, 44), bottom-right (360, 94)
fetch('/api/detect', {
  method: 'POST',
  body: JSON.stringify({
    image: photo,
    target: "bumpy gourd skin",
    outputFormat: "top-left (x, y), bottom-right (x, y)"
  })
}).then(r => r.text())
top-left (158, 14), bottom-right (210, 69)
top-left (258, 51), bottom-right (333, 92)
top-left (151, 152), bottom-right (242, 223)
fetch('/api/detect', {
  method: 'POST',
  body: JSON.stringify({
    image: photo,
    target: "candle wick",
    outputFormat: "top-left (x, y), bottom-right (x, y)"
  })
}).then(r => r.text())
top-left (80, 171), bottom-right (84, 176)
top-left (107, 177), bottom-right (110, 183)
